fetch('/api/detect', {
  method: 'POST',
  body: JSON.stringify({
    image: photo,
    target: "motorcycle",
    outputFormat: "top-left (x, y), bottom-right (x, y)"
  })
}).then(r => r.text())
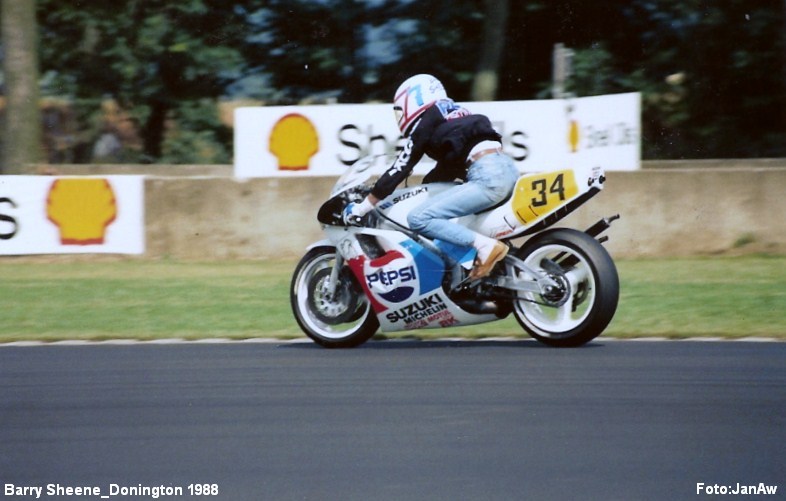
top-left (291, 155), bottom-right (619, 348)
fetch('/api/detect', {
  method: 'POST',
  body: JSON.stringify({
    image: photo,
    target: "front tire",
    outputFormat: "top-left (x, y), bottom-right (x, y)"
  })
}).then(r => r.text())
top-left (290, 246), bottom-right (379, 348)
top-left (510, 229), bottom-right (619, 347)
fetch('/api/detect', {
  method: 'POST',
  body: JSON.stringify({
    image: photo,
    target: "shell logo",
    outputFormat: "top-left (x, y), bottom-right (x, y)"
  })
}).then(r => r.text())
top-left (46, 179), bottom-right (117, 245)
top-left (268, 113), bottom-right (319, 171)
top-left (568, 119), bottom-right (580, 153)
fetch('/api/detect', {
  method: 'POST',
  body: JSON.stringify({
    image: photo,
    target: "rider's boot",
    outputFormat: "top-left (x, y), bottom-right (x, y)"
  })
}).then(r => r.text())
top-left (470, 235), bottom-right (508, 279)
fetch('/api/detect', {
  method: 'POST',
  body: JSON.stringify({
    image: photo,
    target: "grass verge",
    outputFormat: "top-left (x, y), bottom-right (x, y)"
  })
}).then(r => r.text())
top-left (1, 256), bottom-right (784, 343)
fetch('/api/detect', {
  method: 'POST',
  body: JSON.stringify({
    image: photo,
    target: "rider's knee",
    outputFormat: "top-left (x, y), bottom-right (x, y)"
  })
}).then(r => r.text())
top-left (487, 183), bottom-right (512, 202)
top-left (407, 210), bottom-right (429, 232)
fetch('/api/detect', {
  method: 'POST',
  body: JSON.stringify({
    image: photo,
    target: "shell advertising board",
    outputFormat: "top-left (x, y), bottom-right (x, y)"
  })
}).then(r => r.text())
top-left (0, 176), bottom-right (145, 255)
top-left (234, 93), bottom-right (640, 178)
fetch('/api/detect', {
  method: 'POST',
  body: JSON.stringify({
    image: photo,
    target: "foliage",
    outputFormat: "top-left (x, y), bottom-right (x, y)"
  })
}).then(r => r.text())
top-left (501, 0), bottom-right (786, 158)
top-left (37, 0), bottom-right (261, 163)
top-left (243, 0), bottom-right (481, 103)
top-left (369, 0), bottom-right (486, 99)
top-left (24, 0), bottom-right (786, 162)
top-left (618, 1), bottom-right (786, 158)
top-left (160, 99), bottom-right (232, 164)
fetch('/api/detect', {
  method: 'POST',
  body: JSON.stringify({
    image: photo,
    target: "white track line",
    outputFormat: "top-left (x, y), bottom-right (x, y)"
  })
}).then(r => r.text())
top-left (0, 336), bottom-right (782, 347)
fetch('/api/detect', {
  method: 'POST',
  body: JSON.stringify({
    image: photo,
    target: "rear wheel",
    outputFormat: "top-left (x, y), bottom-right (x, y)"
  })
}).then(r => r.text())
top-left (510, 229), bottom-right (619, 347)
top-left (290, 246), bottom-right (379, 348)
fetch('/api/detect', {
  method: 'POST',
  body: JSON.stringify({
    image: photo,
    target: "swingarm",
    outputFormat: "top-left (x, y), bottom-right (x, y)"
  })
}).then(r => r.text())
top-left (495, 254), bottom-right (560, 295)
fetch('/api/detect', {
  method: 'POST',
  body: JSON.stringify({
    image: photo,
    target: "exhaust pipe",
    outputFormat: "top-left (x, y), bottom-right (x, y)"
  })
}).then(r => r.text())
top-left (585, 214), bottom-right (620, 242)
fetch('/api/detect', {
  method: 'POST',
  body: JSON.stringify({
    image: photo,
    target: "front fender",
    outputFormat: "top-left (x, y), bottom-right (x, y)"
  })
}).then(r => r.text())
top-left (306, 239), bottom-right (335, 252)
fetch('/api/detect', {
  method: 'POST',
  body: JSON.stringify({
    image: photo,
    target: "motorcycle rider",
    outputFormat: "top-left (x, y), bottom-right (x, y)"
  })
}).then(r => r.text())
top-left (343, 74), bottom-right (519, 279)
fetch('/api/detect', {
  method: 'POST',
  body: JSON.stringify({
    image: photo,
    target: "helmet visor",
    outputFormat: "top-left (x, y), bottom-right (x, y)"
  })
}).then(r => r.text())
top-left (393, 106), bottom-right (404, 127)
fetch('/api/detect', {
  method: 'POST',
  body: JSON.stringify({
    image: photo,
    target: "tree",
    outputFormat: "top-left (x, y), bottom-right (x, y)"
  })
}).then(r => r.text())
top-left (247, 0), bottom-right (413, 104)
top-left (471, 0), bottom-right (509, 101)
top-left (621, 0), bottom-right (786, 158)
top-left (1, 0), bottom-right (41, 173)
top-left (37, 0), bottom-right (261, 162)
top-left (494, 0), bottom-right (786, 158)
top-left (375, 0), bottom-right (485, 100)
top-left (782, 0), bottom-right (786, 144)
top-left (29, 0), bottom-right (786, 162)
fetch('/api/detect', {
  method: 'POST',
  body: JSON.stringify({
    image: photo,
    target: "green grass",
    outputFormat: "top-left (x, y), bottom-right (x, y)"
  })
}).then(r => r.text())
top-left (1, 260), bottom-right (296, 342)
top-left (1, 256), bottom-right (785, 343)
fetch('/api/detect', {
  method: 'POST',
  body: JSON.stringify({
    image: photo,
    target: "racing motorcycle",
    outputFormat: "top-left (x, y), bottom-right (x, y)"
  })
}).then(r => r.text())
top-left (291, 155), bottom-right (619, 348)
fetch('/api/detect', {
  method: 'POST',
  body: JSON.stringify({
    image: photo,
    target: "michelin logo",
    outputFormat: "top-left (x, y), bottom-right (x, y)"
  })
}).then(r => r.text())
top-left (385, 293), bottom-right (448, 323)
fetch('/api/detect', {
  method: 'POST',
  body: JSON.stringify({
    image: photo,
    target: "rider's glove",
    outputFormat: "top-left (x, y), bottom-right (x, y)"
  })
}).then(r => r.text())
top-left (343, 198), bottom-right (374, 226)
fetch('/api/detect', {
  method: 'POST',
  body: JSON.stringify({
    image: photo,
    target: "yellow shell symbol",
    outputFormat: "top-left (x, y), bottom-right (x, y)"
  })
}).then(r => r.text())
top-left (568, 119), bottom-right (580, 153)
top-left (269, 113), bottom-right (319, 171)
top-left (46, 179), bottom-right (117, 245)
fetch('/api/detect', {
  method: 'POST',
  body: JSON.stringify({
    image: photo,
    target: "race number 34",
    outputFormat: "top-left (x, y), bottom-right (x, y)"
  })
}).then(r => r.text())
top-left (512, 170), bottom-right (579, 225)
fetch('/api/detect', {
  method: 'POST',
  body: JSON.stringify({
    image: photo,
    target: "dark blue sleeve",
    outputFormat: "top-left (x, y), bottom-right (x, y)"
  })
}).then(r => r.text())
top-left (370, 137), bottom-right (424, 200)
top-left (370, 108), bottom-right (441, 200)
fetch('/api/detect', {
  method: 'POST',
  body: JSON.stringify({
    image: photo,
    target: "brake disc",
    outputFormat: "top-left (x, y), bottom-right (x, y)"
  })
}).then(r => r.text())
top-left (307, 268), bottom-right (362, 325)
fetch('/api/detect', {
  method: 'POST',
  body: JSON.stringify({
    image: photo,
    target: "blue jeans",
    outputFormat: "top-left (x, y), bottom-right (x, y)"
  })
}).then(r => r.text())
top-left (407, 153), bottom-right (519, 247)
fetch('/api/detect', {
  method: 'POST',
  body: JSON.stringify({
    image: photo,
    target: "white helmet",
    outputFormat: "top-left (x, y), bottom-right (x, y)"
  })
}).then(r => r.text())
top-left (393, 74), bottom-right (448, 136)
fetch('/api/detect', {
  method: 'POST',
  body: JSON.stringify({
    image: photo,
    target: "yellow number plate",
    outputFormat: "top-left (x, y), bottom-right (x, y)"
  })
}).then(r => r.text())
top-left (512, 170), bottom-right (579, 225)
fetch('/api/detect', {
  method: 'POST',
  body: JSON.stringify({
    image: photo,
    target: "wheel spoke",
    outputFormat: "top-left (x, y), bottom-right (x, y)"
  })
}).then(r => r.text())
top-left (509, 229), bottom-right (619, 347)
top-left (565, 266), bottom-right (589, 287)
top-left (515, 243), bottom-right (595, 336)
top-left (556, 296), bottom-right (574, 326)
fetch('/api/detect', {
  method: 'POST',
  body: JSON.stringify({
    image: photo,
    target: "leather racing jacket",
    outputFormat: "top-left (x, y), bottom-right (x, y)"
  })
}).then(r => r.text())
top-left (370, 99), bottom-right (502, 200)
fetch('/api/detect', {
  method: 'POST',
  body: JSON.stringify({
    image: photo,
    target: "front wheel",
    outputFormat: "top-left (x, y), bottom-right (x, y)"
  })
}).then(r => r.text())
top-left (290, 246), bottom-right (379, 348)
top-left (509, 229), bottom-right (619, 347)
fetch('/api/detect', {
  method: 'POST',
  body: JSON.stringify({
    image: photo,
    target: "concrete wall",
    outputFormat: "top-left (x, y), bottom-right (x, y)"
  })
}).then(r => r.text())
top-left (30, 160), bottom-right (786, 259)
top-left (560, 167), bottom-right (786, 257)
top-left (145, 176), bottom-right (330, 259)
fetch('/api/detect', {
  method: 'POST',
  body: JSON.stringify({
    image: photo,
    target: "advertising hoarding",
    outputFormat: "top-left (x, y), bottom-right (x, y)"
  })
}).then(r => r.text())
top-left (0, 176), bottom-right (145, 255)
top-left (234, 93), bottom-right (640, 178)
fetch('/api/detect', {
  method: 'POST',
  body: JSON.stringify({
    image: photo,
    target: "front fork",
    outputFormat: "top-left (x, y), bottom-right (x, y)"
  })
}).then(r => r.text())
top-left (325, 252), bottom-right (344, 298)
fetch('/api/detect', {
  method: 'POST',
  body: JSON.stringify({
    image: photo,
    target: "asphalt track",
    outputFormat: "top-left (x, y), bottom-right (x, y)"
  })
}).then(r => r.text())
top-left (1, 339), bottom-right (784, 501)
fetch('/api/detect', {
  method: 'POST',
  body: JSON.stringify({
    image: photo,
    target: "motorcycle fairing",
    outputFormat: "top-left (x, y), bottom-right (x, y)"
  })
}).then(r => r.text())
top-left (326, 226), bottom-right (497, 332)
top-left (510, 169), bottom-right (580, 225)
top-left (332, 227), bottom-right (442, 313)
top-left (375, 165), bottom-right (605, 241)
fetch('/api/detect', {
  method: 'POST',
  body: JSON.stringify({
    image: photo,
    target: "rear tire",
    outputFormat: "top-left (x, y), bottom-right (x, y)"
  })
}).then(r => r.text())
top-left (510, 229), bottom-right (619, 347)
top-left (290, 246), bottom-right (379, 348)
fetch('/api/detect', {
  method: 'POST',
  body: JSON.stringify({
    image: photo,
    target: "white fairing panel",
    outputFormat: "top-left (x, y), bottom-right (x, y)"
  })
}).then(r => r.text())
top-left (374, 165), bottom-right (605, 240)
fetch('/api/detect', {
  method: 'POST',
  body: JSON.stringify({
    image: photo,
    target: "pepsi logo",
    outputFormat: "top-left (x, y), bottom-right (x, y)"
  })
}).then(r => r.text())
top-left (365, 251), bottom-right (418, 303)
